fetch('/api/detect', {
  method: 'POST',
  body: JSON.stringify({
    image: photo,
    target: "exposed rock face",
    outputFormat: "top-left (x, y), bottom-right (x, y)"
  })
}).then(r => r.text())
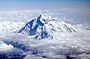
top-left (19, 15), bottom-right (48, 39)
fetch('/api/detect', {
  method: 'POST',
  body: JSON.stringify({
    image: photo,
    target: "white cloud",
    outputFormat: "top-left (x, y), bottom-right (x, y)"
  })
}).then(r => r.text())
top-left (59, 8), bottom-right (90, 14)
top-left (0, 42), bottom-right (14, 52)
top-left (62, 17), bottom-right (73, 22)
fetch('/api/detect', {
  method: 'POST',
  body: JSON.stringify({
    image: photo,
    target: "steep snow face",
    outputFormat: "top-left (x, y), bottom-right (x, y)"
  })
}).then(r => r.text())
top-left (19, 15), bottom-right (77, 39)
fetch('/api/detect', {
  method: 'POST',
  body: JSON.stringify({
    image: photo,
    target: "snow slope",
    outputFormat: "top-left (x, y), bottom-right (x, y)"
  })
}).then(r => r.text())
top-left (0, 21), bottom-right (25, 33)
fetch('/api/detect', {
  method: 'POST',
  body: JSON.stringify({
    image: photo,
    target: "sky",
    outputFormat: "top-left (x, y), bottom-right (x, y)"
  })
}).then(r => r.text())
top-left (0, 0), bottom-right (90, 9)
top-left (0, 0), bottom-right (90, 2)
top-left (0, 0), bottom-right (90, 24)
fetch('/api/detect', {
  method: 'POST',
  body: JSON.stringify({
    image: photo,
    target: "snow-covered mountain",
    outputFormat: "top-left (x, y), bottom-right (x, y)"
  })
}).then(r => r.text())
top-left (19, 14), bottom-right (77, 39)
top-left (0, 13), bottom-right (90, 59)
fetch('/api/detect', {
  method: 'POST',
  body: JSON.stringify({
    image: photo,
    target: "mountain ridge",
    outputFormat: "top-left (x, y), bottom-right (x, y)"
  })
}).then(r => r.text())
top-left (19, 15), bottom-right (77, 39)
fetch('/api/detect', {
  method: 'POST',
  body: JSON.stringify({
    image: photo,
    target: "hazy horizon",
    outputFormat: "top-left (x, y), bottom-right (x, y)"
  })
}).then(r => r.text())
top-left (0, 0), bottom-right (90, 24)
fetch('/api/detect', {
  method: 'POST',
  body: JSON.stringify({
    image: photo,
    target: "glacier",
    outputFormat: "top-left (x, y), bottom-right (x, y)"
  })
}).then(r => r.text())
top-left (0, 10), bottom-right (90, 59)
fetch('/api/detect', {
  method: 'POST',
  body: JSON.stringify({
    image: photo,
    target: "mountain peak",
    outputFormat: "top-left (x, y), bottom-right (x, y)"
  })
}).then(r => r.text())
top-left (37, 14), bottom-right (52, 24)
top-left (19, 15), bottom-right (77, 39)
top-left (39, 14), bottom-right (52, 19)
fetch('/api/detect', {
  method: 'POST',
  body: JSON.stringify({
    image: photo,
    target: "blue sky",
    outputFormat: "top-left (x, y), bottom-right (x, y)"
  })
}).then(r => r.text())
top-left (0, 0), bottom-right (90, 2)
top-left (0, 0), bottom-right (90, 9)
